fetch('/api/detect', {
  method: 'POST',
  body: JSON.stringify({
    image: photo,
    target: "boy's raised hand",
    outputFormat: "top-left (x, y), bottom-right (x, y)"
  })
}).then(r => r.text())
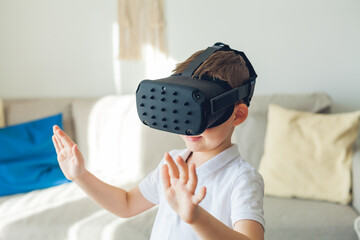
top-left (52, 125), bottom-right (85, 181)
top-left (161, 153), bottom-right (207, 224)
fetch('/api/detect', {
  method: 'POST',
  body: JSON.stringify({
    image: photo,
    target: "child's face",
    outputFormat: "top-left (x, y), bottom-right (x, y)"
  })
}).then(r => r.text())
top-left (180, 116), bottom-right (234, 154)
top-left (180, 103), bottom-right (248, 154)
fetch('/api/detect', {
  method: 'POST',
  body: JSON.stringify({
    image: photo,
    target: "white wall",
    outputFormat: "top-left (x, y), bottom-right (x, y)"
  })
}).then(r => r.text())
top-left (0, 0), bottom-right (117, 98)
top-left (166, 0), bottom-right (360, 112)
top-left (1, 0), bottom-right (359, 112)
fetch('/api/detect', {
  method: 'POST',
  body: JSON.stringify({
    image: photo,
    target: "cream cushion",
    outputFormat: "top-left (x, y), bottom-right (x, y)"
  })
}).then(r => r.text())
top-left (258, 104), bottom-right (360, 204)
top-left (0, 99), bottom-right (4, 127)
top-left (233, 93), bottom-right (332, 169)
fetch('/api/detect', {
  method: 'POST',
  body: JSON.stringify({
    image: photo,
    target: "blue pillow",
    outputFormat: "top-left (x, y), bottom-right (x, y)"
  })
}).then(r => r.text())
top-left (0, 113), bottom-right (70, 196)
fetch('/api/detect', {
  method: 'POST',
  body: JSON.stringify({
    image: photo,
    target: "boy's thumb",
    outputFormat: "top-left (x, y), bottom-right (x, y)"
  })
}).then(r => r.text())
top-left (72, 144), bottom-right (83, 165)
top-left (194, 186), bottom-right (207, 205)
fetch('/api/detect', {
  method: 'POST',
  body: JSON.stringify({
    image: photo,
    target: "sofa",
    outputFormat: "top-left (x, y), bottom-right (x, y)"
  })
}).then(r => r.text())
top-left (0, 93), bottom-right (359, 240)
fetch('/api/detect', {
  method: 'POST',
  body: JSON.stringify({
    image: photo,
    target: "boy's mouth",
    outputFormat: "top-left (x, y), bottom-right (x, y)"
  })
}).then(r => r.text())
top-left (185, 136), bottom-right (203, 142)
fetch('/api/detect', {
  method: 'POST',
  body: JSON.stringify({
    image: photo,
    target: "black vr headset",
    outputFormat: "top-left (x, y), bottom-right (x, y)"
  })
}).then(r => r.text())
top-left (136, 42), bottom-right (257, 136)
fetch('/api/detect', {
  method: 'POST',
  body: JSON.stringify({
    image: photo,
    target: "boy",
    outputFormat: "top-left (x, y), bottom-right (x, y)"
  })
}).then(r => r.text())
top-left (52, 45), bottom-right (265, 240)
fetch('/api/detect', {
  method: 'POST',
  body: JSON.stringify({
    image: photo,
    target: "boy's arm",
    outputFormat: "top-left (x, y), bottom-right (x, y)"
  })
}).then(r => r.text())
top-left (190, 207), bottom-right (264, 240)
top-left (162, 153), bottom-right (264, 240)
top-left (52, 125), bottom-right (155, 218)
top-left (74, 171), bottom-right (155, 218)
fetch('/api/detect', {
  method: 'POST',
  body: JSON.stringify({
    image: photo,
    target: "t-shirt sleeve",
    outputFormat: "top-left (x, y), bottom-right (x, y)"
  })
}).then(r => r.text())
top-left (139, 160), bottom-right (163, 205)
top-left (230, 169), bottom-right (265, 229)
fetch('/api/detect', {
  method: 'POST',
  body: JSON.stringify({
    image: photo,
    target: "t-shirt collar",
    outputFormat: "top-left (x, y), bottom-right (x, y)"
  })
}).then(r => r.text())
top-left (180, 144), bottom-right (240, 178)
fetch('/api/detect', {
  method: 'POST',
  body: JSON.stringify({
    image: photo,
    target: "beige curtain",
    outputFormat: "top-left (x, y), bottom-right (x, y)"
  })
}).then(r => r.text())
top-left (118, 0), bottom-right (166, 60)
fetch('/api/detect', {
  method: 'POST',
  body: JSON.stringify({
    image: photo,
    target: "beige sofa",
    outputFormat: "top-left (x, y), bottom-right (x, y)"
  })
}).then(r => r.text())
top-left (0, 93), bottom-right (359, 240)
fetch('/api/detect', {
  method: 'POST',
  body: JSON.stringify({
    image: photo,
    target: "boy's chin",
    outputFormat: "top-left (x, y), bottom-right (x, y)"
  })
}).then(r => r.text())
top-left (183, 140), bottom-right (205, 152)
top-left (186, 145), bottom-right (203, 153)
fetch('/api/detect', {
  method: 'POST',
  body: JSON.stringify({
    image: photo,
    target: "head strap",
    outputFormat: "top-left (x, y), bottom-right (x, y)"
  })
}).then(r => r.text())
top-left (181, 42), bottom-right (230, 77)
top-left (180, 42), bottom-right (257, 107)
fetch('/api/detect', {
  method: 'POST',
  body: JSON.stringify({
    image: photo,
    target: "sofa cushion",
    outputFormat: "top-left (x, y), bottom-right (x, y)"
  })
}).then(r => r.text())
top-left (259, 104), bottom-right (360, 204)
top-left (352, 147), bottom-right (360, 213)
top-left (86, 95), bottom-right (185, 182)
top-left (233, 93), bottom-right (332, 169)
top-left (3, 99), bottom-right (75, 140)
top-left (264, 196), bottom-right (359, 240)
top-left (0, 113), bottom-right (70, 196)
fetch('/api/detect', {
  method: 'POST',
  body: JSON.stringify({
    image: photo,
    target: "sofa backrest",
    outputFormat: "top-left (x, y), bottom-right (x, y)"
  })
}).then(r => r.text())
top-left (3, 98), bottom-right (76, 138)
top-left (2, 93), bottom-right (333, 182)
top-left (2, 98), bottom-right (99, 161)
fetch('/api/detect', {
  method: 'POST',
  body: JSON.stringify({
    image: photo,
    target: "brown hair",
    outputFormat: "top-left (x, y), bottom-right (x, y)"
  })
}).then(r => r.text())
top-left (172, 50), bottom-right (250, 89)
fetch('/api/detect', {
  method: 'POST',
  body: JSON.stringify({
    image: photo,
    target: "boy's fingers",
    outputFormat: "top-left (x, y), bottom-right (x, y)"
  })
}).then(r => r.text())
top-left (193, 186), bottom-right (207, 205)
top-left (56, 129), bottom-right (74, 148)
top-left (54, 133), bottom-right (64, 149)
top-left (187, 163), bottom-right (198, 193)
top-left (52, 135), bottom-right (61, 154)
top-left (53, 125), bottom-right (59, 135)
top-left (176, 156), bottom-right (188, 183)
top-left (164, 152), bottom-right (179, 178)
top-left (161, 164), bottom-right (171, 190)
top-left (53, 126), bottom-right (64, 149)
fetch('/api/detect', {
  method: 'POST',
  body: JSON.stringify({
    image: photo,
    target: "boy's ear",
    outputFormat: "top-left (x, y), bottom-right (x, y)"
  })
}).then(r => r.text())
top-left (232, 103), bottom-right (248, 127)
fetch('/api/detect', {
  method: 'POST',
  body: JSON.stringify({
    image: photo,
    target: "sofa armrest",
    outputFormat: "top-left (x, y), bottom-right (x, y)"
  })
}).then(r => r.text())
top-left (352, 147), bottom-right (360, 214)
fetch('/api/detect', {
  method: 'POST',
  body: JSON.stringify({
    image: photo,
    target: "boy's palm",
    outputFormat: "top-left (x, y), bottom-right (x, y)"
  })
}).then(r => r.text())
top-left (52, 125), bottom-right (85, 181)
top-left (162, 153), bottom-right (206, 224)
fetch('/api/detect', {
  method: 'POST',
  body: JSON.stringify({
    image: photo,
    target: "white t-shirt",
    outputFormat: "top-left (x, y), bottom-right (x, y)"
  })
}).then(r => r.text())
top-left (139, 144), bottom-right (265, 240)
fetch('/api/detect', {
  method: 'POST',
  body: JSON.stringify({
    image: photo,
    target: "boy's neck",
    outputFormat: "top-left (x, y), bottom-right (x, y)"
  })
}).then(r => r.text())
top-left (187, 140), bottom-right (233, 167)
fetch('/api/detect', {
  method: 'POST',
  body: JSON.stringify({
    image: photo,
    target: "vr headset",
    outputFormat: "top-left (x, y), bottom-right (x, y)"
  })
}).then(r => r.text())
top-left (136, 42), bottom-right (257, 136)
